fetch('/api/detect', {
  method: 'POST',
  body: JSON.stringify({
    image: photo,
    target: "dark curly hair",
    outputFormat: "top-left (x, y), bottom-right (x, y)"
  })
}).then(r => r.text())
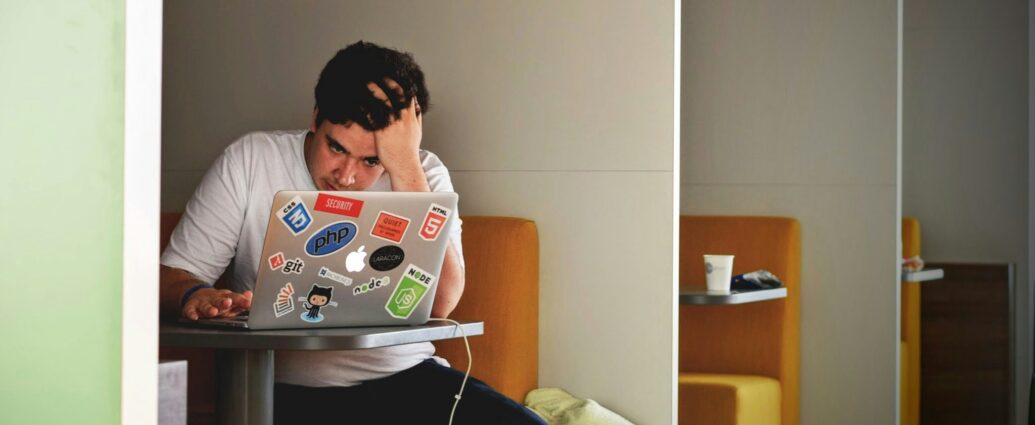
top-left (314, 41), bottom-right (430, 131)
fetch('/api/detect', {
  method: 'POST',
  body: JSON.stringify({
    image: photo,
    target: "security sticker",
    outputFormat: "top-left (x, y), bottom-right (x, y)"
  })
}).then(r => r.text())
top-left (274, 282), bottom-right (295, 318)
top-left (314, 193), bottom-right (364, 218)
top-left (352, 276), bottom-right (390, 296)
top-left (318, 266), bottom-right (353, 286)
top-left (385, 265), bottom-right (435, 319)
top-left (282, 258), bottom-right (304, 274)
top-left (305, 221), bottom-right (358, 257)
top-left (299, 284), bottom-right (338, 323)
top-left (369, 246), bottom-right (405, 271)
top-left (268, 252), bottom-right (286, 271)
top-left (276, 195), bottom-right (312, 235)
top-left (370, 211), bottom-right (410, 244)
top-left (419, 203), bottom-right (451, 241)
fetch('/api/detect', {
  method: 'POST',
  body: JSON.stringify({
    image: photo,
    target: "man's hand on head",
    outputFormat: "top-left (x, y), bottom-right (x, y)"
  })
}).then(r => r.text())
top-left (367, 81), bottom-right (430, 192)
top-left (182, 288), bottom-right (253, 321)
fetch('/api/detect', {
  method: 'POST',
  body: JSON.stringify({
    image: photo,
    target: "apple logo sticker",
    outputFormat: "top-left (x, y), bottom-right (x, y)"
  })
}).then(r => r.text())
top-left (345, 245), bottom-right (367, 272)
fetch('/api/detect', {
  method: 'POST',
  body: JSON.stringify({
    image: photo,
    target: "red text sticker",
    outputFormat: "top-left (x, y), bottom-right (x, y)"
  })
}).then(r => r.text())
top-left (419, 203), bottom-right (451, 241)
top-left (371, 211), bottom-right (410, 243)
top-left (314, 194), bottom-right (364, 218)
top-left (268, 252), bottom-right (286, 271)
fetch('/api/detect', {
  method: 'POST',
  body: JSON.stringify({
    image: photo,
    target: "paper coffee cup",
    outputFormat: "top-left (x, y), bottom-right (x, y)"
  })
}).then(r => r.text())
top-left (704, 254), bottom-right (734, 293)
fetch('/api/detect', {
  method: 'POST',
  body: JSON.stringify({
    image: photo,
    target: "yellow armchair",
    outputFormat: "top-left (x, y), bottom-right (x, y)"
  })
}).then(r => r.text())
top-left (679, 216), bottom-right (801, 425)
top-left (900, 217), bottom-right (921, 425)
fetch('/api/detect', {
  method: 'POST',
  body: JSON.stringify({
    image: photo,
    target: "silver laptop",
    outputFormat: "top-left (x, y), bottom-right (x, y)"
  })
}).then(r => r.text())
top-left (191, 190), bottom-right (458, 330)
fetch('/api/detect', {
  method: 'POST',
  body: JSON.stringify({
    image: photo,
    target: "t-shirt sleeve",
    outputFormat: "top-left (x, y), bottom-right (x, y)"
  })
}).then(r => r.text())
top-left (160, 143), bottom-right (249, 283)
top-left (421, 151), bottom-right (465, 270)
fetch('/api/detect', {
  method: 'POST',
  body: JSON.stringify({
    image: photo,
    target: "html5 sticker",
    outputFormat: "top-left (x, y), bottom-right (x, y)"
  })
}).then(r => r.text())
top-left (314, 193), bottom-right (364, 218)
top-left (276, 195), bottom-right (312, 235)
top-left (419, 203), bottom-right (451, 241)
top-left (268, 252), bottom-right (286, 271)
top-left (370, 211), bottom-right (410, 244)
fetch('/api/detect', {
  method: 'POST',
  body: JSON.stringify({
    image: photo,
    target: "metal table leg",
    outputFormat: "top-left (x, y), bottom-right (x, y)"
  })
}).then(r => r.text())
top-left (216, 349), bottom-right (274, 425)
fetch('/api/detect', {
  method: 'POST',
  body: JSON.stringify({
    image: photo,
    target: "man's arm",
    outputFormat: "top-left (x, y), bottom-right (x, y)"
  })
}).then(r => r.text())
top-left (160, 266), bottom-right (252, 320)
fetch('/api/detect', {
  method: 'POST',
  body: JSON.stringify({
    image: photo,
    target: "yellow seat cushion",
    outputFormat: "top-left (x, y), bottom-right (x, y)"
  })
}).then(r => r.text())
top-left (679, 374), bottom-right (781, 425)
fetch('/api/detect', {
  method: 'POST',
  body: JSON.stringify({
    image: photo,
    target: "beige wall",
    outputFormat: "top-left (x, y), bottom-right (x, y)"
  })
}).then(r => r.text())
top-left (163, 1), bottom-right (676, 423)
top-left (681, 1), bottom-right (901, 424)
top-left (904, 0), bottom-right (1030, 422)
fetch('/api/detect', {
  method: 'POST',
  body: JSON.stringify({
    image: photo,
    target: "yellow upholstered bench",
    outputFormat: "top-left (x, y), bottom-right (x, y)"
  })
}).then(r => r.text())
top-left (679, 216), bottom-right (800, 425)
top-left (900, 217), bottom-right (921, 425)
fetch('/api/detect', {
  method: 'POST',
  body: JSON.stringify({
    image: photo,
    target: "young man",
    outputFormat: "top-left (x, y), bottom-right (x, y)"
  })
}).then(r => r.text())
top-left (159, 41), bottom-right (545, 424)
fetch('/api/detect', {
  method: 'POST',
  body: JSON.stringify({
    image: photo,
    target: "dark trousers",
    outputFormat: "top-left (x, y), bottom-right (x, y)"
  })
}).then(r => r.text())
top-left (274, 359), bottom-right (547, 425)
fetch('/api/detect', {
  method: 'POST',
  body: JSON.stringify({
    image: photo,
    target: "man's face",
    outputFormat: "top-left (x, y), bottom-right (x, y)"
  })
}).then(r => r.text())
top-left (304, 115), bottom-right (385, 191)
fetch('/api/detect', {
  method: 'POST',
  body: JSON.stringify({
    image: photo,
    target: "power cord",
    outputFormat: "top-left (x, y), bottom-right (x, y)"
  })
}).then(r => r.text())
top-left (426, 318), bottom-right (472, 425)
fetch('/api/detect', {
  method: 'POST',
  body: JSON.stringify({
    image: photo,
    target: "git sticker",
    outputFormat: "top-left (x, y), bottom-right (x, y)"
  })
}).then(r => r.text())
top-left (268, 252), bottom-right (286, 271)
top-left (371, 211), bottom-right (410, 244)
top-left (419, 203), bottom-right (451, 241)
top-left (318, 266), bottom-right (353, 286)
top-left (282, 258), bottom-right (304, 274)
top-left (276, 195), bottom-right (312, 235)
top-left (314, 193), bottom-right (364, 218)
top-left (274, 282), bottom-right (295, 318)
top-left (385, 265), bottom-right (434, 319)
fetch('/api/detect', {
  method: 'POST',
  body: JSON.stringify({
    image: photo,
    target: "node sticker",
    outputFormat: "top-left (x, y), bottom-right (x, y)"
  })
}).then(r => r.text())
top-left (318, 266), bottom-right (353, 286)
top-left (369, 246), bottom-right (405, 271)
top-left (385, 264), bottom-right (435, 319)
top-left (419, 203), bottom-right (451, 241)
top-left (273, 282), bottom-right (295, 318)
top-left (268, 252), bottom-right (286, 271)
top-left (371, 211), bottom-right (410, 244)
top-left (276, 195), bottom-right (312, 235)
top-left (314, 193), bottom-right (364, 218)
top-left (305, 221), bottom-right (358, 257)
top-left (299, 284), bottom-right (337, 323)
top-left (352, 276), bottom-right (391, 296)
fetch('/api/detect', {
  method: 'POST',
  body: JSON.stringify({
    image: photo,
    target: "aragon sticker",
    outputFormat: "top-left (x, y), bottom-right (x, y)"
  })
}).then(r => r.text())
top-left (282, 258), bottom-right (304, 274)
top-left (276, 195), bottom-right (312, 235)
top-left (370, 211), bottom-right (410, 243)
top-left (385, 265), bottom-right (435, 319)
top-left (274, 282), bottom-right (295, 318)
top-left (305, 221), bottom-right (358, 257)
top-left (268, 252), bottom-right (286, 271)
top-left (369, 246), bottom-right (405, 271)
top-left (419, 203), bottom-right (451, 241)
top-left (318, 266), bottom-right (353, 286)
top-left (352, 276), bottom-right (391, 296)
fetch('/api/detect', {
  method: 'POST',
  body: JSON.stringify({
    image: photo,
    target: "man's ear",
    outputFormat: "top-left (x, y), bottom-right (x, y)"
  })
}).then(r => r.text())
top-left (310, 108), bottom-right (319, 133)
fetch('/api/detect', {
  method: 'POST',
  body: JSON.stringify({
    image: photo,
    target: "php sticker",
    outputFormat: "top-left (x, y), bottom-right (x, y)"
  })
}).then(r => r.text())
top-left (274, 282), bottom-right (295, 318)
top-left (314, 193), bottom-right (364, 218)
top-left (276, 195), bottom-right (312, 235)
top-left (419, 203), bottom-right (451, 241)
top-left (282, 258), bottom-right (304, 274)
top-left (371, 211), bottom-right (410, 244)
top-left (268, 252), bottom-right (286, 271)
top-left (318, 266), bottom-right (353, 286)
top-left (385, 264), bottom-right (434, 319)
top-left (299, 284), bottom-right (338, 323)
top-left (352, 276), bottom-right (390, 296)
top-left (369, 246), bottom-right (405, 271)
top-left (305, 221), bottom-right (358, 257)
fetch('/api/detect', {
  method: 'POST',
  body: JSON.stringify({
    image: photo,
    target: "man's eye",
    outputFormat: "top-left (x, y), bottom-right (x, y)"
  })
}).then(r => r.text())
top-left (328, 142), bottom-right (345, 153)
top-left (364, 158), bottom-right (381, 167)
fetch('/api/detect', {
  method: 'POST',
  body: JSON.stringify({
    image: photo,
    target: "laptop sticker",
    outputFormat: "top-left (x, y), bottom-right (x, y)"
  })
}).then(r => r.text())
top-left (370, 211), bottom-right (410, 244)
top-left (305, 221), bottom-right (358, 257)
top-left (345, 246), bottom-right (367, 272)
top-left (318, 266), bottom-right (353, 286)
top-left (299, 284), bottom-right (338, 323)
top-left (314, 193), bottom-right (364, 218)
top-left (273, 282), bottom-right (295, 318)
top-left (385, 265), bottom-right (435, 319)
top-left (352, 276), bottom-right (390, 296)
top-left (268, 252), bottom-right (286, 271)
top-left (419, 203), bottom-right (451, 241)
top-left (369, 246), bottom-right (405, 271)
top-left (276, 195), bottom-right (312, 235)
top-left (282, 258), bottom-right (304, 274)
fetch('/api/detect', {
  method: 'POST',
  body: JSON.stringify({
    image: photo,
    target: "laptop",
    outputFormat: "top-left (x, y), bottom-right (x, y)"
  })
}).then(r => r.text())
top-left (189, 190), bottom-right (458, 330)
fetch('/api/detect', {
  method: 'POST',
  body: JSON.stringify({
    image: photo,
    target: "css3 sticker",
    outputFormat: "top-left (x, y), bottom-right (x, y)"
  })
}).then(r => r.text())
top-left (276, 195), bottom-right (312, 235)
top-left (305, 221), bottom-right (358, 257)
top-left (385, 265), bottom-right (435, 319)
top-left (273, 282), bottom-right (295, 318)
top-left (369, 246), bottom-right (405, 271)
top-left (299, 284), bottom-right (338, 323)
top-left (419, 203), bottom-right (451, 241)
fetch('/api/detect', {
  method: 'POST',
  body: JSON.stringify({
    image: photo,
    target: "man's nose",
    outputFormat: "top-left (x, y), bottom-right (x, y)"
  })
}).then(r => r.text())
top-left (334, 161), bottom-right (357, 187)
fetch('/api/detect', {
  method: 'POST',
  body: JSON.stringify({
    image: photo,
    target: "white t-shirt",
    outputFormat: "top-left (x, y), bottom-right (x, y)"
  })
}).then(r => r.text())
top-left (161, 129), bottom-right (464, 387)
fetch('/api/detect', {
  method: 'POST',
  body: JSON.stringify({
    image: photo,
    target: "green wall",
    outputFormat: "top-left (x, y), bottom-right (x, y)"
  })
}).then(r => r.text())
top-left (0, 1), bottom-right (125, 423)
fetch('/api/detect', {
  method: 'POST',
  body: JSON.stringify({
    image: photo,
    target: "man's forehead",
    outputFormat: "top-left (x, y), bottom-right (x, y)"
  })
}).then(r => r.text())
top-left (322, 121), bottom-right (377, 155)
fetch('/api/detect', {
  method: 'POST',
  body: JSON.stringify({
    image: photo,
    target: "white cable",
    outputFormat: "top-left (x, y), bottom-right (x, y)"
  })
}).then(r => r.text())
top-left (427, 318), bottom-right (472, 425)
